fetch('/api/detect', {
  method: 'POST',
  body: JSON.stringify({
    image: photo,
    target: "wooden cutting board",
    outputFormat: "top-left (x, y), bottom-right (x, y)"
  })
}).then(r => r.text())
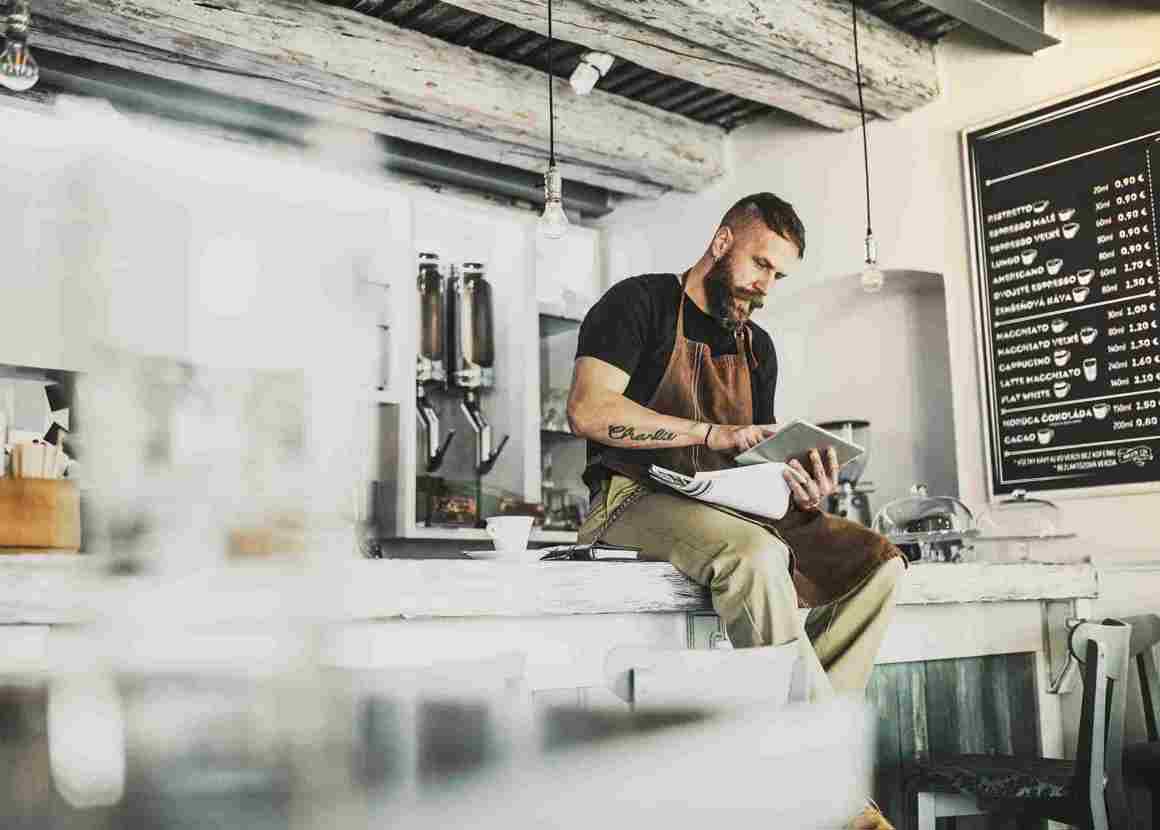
top-left (0, 479), bottom-right (81, 551)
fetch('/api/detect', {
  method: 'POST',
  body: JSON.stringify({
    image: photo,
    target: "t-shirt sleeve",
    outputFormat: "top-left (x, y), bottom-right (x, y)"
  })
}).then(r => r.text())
top-left (751, 329), bottom-right (778, 424)
top-left (575, 278), bottom-right (652, 376)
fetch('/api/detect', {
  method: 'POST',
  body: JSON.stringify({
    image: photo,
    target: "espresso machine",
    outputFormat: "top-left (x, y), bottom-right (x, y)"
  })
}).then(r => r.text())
top-left (446, 261), bottom-right (508, 482)
top-left (415, 252), bottom-right (454, 472)
top-left (817, 419), bottom-right (873, 526)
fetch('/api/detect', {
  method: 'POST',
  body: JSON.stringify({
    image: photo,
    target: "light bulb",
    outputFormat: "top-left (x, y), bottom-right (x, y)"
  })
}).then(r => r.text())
top-left (0, 3), bottom-right (38, 92)
top-left (860, 232), bottom-right (883, 293)
top-left (860, 262), bottom-right (884, 294)
top-left (538, 165), bottom-right (570, 239)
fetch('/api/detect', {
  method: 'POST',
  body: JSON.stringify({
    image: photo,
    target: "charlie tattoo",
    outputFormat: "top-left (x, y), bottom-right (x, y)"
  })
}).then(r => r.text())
top-left (608, 424), bottom-right (678, 442)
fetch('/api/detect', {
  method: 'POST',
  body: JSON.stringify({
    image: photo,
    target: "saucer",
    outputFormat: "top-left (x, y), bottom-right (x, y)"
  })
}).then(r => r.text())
top-left (462, 549), bottom-right (543, 563)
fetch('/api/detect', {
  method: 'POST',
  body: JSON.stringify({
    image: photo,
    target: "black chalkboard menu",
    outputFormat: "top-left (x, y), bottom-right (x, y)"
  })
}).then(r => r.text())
top-left (965, 66), bottom-right (1160, 496)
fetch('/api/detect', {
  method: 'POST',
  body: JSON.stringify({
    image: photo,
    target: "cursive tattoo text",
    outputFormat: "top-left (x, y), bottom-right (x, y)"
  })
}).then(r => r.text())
top-left (608, 424), bottom-right (678, 442)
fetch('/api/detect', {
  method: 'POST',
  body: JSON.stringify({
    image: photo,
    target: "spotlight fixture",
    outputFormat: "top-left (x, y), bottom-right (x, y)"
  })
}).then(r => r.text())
top-left (851, 0), bottom-right (881, 294)
top-left (538, 0), bottom-right (570, 239)
top-left (569, 51), bottom-right (614, 96)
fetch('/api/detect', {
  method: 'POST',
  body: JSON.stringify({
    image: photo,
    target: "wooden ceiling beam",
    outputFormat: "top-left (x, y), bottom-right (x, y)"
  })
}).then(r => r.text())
top-left (443, 0), bottom-right (938, 129)
top-left (581, 0), bottom-right (938, 120)
top-left (31, 0), bottom-right (726, 194)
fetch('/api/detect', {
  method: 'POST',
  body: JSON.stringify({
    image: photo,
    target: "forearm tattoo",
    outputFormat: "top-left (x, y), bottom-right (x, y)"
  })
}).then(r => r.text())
top-left (608, 424), bottom-right (678, 443)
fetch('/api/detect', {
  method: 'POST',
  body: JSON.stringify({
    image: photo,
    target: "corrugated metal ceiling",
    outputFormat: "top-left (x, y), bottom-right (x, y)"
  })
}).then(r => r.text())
top-left (332, 1), bottom-right (960, 132)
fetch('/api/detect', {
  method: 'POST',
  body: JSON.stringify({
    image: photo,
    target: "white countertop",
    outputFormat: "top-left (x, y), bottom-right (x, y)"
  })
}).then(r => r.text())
top-left (0, 555), bottom-right (1099, 625)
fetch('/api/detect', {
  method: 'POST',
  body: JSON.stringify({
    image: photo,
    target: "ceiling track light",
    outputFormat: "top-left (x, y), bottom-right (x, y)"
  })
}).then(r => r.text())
top-left (0, 0), bottom-right (40, 92)
top-left (538, 0), bottom-right (570, 239)
top-left (569, 51), bottom-right (614, 96)
top-left (852, 0), bottom-right (882, 294)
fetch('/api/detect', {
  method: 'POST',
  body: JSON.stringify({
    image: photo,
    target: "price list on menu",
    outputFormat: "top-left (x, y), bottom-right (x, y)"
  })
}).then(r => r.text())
top-left (966, 67), bottom-right (1160, 495)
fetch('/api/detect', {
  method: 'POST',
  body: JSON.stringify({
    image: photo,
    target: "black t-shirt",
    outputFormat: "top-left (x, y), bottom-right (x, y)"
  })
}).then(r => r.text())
top-left (575, 273), bottom-right (778, 487)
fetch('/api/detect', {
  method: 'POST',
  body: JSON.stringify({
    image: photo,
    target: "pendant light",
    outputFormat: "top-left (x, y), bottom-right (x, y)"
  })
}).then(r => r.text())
top-left (538, 0), bottom-right (570, 239)
top-left (852, 0), bottom-right (882, 293)
top-left (0, 0), bottom-right (40, 92)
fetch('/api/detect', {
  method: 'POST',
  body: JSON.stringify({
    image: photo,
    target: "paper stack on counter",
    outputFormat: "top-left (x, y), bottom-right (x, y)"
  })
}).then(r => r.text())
top-left (648, 463), bottom-right (790, 520)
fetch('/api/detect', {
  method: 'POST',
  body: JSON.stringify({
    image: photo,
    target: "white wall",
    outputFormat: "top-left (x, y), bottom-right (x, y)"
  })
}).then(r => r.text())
top-left (599, 0), bottom-right (1160, 564)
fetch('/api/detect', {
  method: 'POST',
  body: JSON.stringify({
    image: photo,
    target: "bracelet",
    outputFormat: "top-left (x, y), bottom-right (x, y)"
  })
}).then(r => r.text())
top-left (703, 424), bottom-right (713, 446)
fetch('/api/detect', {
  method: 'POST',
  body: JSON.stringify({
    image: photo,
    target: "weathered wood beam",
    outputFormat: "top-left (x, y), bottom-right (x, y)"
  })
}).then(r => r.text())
top-left (438, 0), bottom-right (868, 129)
top-left (582, 0), bottom-right (939, 120)
top-left (32, 0), bottom-right (724, 195)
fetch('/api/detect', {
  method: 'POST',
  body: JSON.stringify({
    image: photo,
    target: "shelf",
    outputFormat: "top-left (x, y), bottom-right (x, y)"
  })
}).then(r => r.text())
top-left (401, 526), bottom-right (578, 543)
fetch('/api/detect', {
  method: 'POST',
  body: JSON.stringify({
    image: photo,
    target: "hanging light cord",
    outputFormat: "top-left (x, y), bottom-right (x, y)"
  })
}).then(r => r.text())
top-left (851, 0), bottom-right (872, 239)
top-left (547, 0), bottom-right (556, 166)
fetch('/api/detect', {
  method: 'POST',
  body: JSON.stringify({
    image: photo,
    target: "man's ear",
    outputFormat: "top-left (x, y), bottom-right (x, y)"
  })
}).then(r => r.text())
top-left (711, 226), bottom-right (734, 259)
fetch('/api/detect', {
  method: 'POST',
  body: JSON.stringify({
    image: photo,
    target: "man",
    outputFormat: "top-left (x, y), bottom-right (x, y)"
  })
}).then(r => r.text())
top-left (567, 193), bottom-right (904, 828)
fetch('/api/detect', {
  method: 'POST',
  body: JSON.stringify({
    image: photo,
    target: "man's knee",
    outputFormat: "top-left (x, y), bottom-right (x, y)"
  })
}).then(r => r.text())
top-left (712, 528), bottom-right (792, 591)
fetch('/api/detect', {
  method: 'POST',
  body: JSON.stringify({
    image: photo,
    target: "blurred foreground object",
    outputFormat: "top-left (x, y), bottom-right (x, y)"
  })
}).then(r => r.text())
top-left (0, 479), bottom-right (80, 551)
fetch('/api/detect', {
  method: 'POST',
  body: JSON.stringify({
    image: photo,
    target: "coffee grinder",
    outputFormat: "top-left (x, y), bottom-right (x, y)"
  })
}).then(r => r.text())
top-left (446, 262), bottom-right (508, 525)
top-left (817, 419), bottom-right (873, 526)
top-left (415, 252), bottom-right (455, 473)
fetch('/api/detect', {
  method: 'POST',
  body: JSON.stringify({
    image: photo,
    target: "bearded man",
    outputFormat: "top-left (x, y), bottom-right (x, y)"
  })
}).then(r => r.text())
top-left (567, 192), bottom-right (905, 828)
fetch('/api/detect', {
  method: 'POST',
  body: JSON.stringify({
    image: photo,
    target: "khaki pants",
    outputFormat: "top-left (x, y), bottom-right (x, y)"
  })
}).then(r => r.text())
top-left (580, 475), bottom-right (904, 696)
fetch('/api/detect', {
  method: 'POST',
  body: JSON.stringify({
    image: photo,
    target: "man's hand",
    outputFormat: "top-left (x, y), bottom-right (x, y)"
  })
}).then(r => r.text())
top-left (782, 447), bottom-right (840, 513)
top-left (705, 423), bottom-right (778, 455)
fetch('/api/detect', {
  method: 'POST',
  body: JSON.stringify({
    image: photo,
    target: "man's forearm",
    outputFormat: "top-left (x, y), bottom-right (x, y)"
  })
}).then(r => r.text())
top-left (568, 389), bottom-right (709, 449)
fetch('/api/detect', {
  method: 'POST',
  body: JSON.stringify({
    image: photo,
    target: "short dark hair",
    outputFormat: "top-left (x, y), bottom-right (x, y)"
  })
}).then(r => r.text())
top-left (720, 193), bottom-right (805, 258)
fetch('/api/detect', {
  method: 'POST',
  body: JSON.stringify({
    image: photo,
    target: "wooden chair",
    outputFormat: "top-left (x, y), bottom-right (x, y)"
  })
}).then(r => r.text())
top-left (603, 639), bottom-right (809, 709)
top-left (1120, 614), bottom-right (1160, 829)
top-left (906, 618), bottom-right (1133, 830)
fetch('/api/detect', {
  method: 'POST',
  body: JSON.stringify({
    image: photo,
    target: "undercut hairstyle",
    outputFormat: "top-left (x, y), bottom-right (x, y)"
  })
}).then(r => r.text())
top-left (719, 193), bottom-right (806, 259)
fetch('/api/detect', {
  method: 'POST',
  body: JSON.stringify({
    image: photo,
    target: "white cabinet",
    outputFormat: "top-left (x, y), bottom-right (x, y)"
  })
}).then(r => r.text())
top-left (376, 196), bottom-right (605, 542)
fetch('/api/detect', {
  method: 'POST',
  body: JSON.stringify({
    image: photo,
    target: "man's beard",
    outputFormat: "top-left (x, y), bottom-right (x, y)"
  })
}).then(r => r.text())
top-left (704, 255), bottom-right (763, 334)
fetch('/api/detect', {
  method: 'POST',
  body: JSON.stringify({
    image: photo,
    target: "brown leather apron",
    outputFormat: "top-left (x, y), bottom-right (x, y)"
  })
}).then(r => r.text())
top-left (594, 273), bottom-right (903, 608)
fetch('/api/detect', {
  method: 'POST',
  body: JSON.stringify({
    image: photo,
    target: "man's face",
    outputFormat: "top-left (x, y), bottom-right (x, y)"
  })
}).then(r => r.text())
top-left (705, 226), bottom-right (799, 333)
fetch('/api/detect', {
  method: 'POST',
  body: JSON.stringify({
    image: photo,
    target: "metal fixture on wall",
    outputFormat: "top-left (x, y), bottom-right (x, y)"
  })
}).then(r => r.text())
top-left (852, 0), bottom-right (883, 294)
top-left (0, 0), bottom-right (39, 91)
top-left (537, 0), bottom-right (570, 239)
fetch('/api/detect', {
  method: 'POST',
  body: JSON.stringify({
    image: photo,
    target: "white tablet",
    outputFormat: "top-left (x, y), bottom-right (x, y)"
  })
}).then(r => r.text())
top-left (734, 419), bottom-right (865, 470)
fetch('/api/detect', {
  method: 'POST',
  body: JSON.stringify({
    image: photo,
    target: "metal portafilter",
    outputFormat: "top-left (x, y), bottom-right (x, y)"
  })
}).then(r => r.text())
top-left (415, 253), bottom-right (454, 472)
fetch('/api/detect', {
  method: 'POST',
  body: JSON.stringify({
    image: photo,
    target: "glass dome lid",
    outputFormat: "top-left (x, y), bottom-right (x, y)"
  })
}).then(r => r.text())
top-left (872, 484), bottom-right (977, 544)
top-left (976, 489), bottom-right (1067, 540)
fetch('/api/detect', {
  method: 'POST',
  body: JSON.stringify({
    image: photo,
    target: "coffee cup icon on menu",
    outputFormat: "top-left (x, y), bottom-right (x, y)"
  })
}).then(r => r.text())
top-left (1080, 326), bottom-right (1098, 344)
top-left (1050, 317), bottom-right (1068, 334)
top-left (1036, 428), bottom-right (1055, 445)
top-left (1033, 200), bottom-right (1049, 213)
top-left (1058, 208), bottom-right (1077, 221)
top-left (1093, 402), bottom-right (1110, 420)
top-left (1076, 268), bottom-right (1094, 286)
top-left (1020, 249), bottom-right (1038, 265)
top-left (1062, 222), bottom-right (1081, 240)
top-left (1053, 380), bottom-right (1071, 398)
top-left (1083, 358), bottom-right (1099, 381)
top-left (1073, 286), bottom-right (1090, 303)
top-left (1053, 349), bottom-right (1071, 367)
top-left (1046, 258), bottom-right (1064, 275)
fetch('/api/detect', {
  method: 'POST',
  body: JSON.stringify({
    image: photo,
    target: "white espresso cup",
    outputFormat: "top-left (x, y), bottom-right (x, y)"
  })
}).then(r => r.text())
top-left (485, 516), bottom-right (535, 556)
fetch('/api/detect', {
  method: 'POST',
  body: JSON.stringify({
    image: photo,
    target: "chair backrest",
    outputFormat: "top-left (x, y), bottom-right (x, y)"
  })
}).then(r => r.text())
top-left (1070, 619), bottom-right (1132, 829)
top-left (1120, 613), bottom-right (1160, 742)
top-left (604, 640), bottom-right (806, 709)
